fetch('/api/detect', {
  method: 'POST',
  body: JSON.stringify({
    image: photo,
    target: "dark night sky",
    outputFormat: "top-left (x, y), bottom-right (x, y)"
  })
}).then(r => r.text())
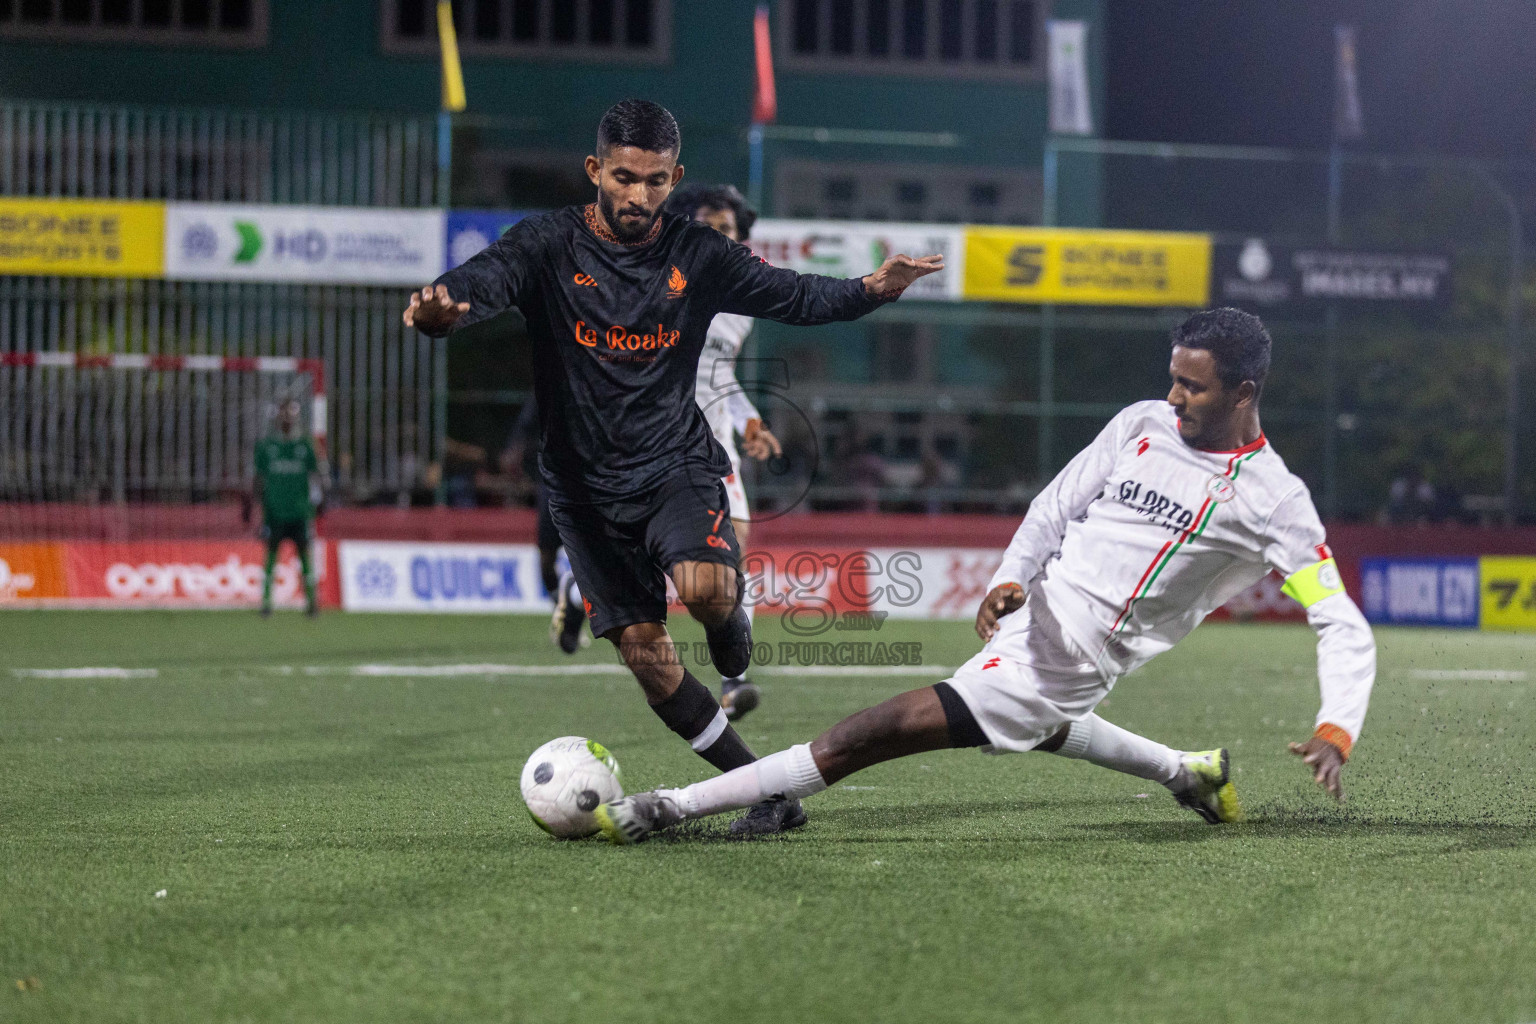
top-left (1106, 0), bottom-right (1536, 159)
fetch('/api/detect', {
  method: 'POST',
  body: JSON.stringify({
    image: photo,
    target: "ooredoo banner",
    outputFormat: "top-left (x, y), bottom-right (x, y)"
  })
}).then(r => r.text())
top-left (164, 203), bottom-right (445, 285)
top-left (63, 541), bottom-right (328, 608)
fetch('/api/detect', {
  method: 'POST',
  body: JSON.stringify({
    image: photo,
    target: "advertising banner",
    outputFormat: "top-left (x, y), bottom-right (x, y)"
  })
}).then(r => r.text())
top-left (860, 547), bottom-right (999, 620)
top-left (750, 220), bottom-right (965, 302)
top-left (339, 541), bottom-right (554, 613)
top-left (164, 203), bottom-right (445, 285)
top-left (62, 540), bottom-right (327, 608)
top-left (0, 197), bottom-right (164, 278)
top-left (1047, 20), bottom-right (1094, 136)
top-left (1215, 239), bottom-right (1451, 311)
top-left (445, 209), bottom-right (531, 270)
top-left (1476, 556), bottom-right (1536, 631)
top-left (963, 227), bottom-right (1212, 307)
top-left (0, 543), bottom-right (69, 602)
top-left (1359, 557), bottom-right (1479, 627)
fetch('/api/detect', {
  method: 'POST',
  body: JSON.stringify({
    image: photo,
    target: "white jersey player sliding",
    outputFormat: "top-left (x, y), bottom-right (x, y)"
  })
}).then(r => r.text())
top-left (667, 184), bottom-right (784, 722)
top-left (596, 308), bottom-right (1377, 843)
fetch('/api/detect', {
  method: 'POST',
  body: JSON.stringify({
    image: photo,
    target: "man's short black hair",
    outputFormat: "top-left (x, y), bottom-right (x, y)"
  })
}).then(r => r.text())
top-left (664, 183), bottom-right (758, 240)
top-left (1171, 307), bottom-right (1272, 397)
top-left (596, 99), bottom-right (680, 157)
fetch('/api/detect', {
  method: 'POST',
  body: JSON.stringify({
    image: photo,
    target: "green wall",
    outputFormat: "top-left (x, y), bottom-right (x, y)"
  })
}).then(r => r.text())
top-left (0, 0), bottom-right (1104, 213)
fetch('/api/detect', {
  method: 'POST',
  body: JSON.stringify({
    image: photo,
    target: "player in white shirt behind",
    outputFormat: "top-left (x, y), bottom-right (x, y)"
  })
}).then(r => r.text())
top-left (666, 184), bottom-right (784, 722)
top-left (596, 308), bottom-right (1377, 843)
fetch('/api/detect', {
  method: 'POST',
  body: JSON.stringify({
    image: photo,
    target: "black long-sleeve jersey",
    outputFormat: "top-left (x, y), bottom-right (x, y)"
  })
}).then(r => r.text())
top-left (430, 203), bottom-right (891, 504)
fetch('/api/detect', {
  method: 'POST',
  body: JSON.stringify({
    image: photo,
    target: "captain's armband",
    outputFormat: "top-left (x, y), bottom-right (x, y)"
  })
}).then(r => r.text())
top-left (1281, 558), bottom-right (1345, 609)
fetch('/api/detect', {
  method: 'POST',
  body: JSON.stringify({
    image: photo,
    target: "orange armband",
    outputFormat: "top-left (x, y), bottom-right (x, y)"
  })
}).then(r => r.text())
top-left (1313, 723), bottom-right (1353, 761)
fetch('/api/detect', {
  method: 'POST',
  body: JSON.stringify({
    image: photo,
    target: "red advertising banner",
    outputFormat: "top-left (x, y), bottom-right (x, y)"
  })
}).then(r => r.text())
top-left (0, 543), bottom-right (69, 602)
top-left (61, 540), bottom-right (332, 608)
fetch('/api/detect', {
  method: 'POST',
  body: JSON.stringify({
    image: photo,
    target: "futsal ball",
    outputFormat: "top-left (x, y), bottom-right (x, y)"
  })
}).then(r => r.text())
top-left (520, 736), bottom-right (624, 839)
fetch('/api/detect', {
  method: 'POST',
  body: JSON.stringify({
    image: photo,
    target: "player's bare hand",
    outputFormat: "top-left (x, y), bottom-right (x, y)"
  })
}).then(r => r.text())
top-left (741, 418), bottom-right (782, 461)
top-left (402, 284), bottom-right (470, 334)
top-left (1288, 735), bottom-right (1347, 802)
top-left (975, 583), bottom-right (1025, 641)
top-left (863, 253), bottom-right (945, 298)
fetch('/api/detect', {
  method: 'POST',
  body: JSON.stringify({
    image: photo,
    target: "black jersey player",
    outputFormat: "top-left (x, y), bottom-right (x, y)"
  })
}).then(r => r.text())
top-left (403, 100), bottom-right (941, 834)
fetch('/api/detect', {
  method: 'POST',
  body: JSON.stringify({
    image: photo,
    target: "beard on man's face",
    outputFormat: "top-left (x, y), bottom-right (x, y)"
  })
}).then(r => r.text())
top-left (597, 189), bottom-right (658, 242)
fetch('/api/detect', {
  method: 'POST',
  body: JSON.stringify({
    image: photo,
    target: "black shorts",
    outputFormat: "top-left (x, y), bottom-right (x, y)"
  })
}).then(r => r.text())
top-left (261, 518), bottom-right (312, 553)
top-left (534, 484), bottom-right (561, 555)
top-left (548, 462), bottom-right (740, 637)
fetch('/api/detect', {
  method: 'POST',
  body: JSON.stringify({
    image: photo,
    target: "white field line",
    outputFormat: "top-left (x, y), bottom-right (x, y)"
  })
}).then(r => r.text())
top-left (283, 662), bottom-right (954, 679)
top-left (1408, 669), bottom-right (1528, 681)
top-left (11, 667), bottom-right (159, 679)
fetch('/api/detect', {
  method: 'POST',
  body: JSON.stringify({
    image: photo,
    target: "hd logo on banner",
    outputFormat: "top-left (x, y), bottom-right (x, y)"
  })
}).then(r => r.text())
top-left (165, 203), bottom-right (445, 285)
top-left (963, 226), bottom-right (1212, 307)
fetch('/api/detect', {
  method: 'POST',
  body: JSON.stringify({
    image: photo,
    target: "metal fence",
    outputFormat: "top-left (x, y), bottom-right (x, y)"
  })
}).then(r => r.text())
top-left (0, 101), bottom-right (445, 525)
top-left (0, 100), bottom-right (441, 204)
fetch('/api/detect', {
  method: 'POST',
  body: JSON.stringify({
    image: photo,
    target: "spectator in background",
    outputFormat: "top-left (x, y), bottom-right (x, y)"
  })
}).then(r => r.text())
top-left (850, 435), bottom-right (888, 512)
top-left (918, 445), bottom-right (961, 514)
top-left (442, 438), bottom-right (487, 508)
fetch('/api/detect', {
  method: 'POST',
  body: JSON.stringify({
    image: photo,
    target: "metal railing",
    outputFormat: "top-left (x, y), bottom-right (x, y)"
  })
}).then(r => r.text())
top-left (0, 101), bottom-right (445, 512)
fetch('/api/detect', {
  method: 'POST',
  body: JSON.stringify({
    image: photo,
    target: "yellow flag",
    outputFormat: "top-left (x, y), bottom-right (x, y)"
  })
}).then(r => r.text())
top-left (437, 1), bottom-right (466, 113)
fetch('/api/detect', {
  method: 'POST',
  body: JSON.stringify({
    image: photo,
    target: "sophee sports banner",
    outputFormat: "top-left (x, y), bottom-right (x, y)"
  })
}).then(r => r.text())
top-left (339, 541), bottom-right (557, 613)
top-left (750, 220), bottom-right (965, 302)
top-left (0, 197), bottom-right (165, 278)
top-left (165, 203), bottom-right (445, 285)
top-left (963, 226), bottom-right (1212, 307)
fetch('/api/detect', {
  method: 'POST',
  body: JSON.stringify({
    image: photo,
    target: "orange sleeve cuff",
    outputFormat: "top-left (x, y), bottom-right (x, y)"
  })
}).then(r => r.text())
top-left (1314, 723), bottom-right (1353, 761)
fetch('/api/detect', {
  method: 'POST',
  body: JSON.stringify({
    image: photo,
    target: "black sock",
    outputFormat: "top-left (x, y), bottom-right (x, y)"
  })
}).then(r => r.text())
top-left (649, 669), bottom-right (757, 773)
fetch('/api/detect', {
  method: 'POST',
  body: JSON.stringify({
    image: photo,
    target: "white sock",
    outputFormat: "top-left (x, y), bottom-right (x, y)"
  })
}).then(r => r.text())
top-left (1052, 713), bottom-right (1181, 784)
top-left (664, 743), bottom-right (827, 819)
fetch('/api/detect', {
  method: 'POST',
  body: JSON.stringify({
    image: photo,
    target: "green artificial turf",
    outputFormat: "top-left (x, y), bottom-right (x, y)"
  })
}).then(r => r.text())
top-left (2, 611), bottom-right (1533, 1023)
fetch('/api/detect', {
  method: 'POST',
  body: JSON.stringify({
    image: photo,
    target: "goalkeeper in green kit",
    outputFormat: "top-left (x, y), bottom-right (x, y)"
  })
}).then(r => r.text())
top-left (251, 399), bottom-right (323, 616)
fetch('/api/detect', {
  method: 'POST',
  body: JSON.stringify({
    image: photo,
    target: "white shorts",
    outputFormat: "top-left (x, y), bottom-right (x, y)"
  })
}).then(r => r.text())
top-left (944, 597), bottom-right (1111, 753)
top-left (714, 429), bottom-right (749, 520)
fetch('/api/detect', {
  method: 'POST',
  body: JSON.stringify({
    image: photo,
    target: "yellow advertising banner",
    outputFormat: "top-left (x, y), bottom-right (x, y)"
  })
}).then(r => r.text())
top-left (1478, 556), bottom-right (1536, 631)
top-left (0, 197), bottom-right (164, 278)
top-left (963, 226), bottom-right (1212, 307)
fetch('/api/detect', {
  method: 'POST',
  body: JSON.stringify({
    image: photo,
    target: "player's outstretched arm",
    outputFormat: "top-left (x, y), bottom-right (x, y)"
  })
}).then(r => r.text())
top-left (861, 253), bottom-right (945, 298)
top-left (712, 233), bottom-right (942, 326)
top-left (404, 220), bottom-right (537, 337)
top-left (402, 284), bottom-right (470, 335)
top-left (1267, 491), bottom-right (1376, 803)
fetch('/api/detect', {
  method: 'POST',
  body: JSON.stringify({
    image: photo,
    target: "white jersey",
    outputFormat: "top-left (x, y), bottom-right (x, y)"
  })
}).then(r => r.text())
top-left (695, 313), bottom-right (761, 461)
top-left (987, 400), bottom-right (1375, 748)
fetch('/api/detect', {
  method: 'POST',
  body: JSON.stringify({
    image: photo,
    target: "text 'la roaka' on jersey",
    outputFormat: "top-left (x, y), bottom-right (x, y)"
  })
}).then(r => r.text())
top-left (429, 204), bottom-right (890, 503)
top-left (987, 400), bottom-right (1376, 753)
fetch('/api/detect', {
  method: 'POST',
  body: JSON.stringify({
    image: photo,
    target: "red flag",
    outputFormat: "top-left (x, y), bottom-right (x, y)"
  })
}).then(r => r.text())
top-left (752, 4), bottom-right (777, 125)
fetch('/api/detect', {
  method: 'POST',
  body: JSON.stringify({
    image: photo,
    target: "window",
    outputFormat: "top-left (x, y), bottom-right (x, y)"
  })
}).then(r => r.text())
top-left (0, 0), bottom-right (266, 45)
top-left (383, 0), bottom-right (671, 63)
top-left (781, 0), bottom-right (1041, 79)
top-left (776, 159), bottom-right (1043, 225)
